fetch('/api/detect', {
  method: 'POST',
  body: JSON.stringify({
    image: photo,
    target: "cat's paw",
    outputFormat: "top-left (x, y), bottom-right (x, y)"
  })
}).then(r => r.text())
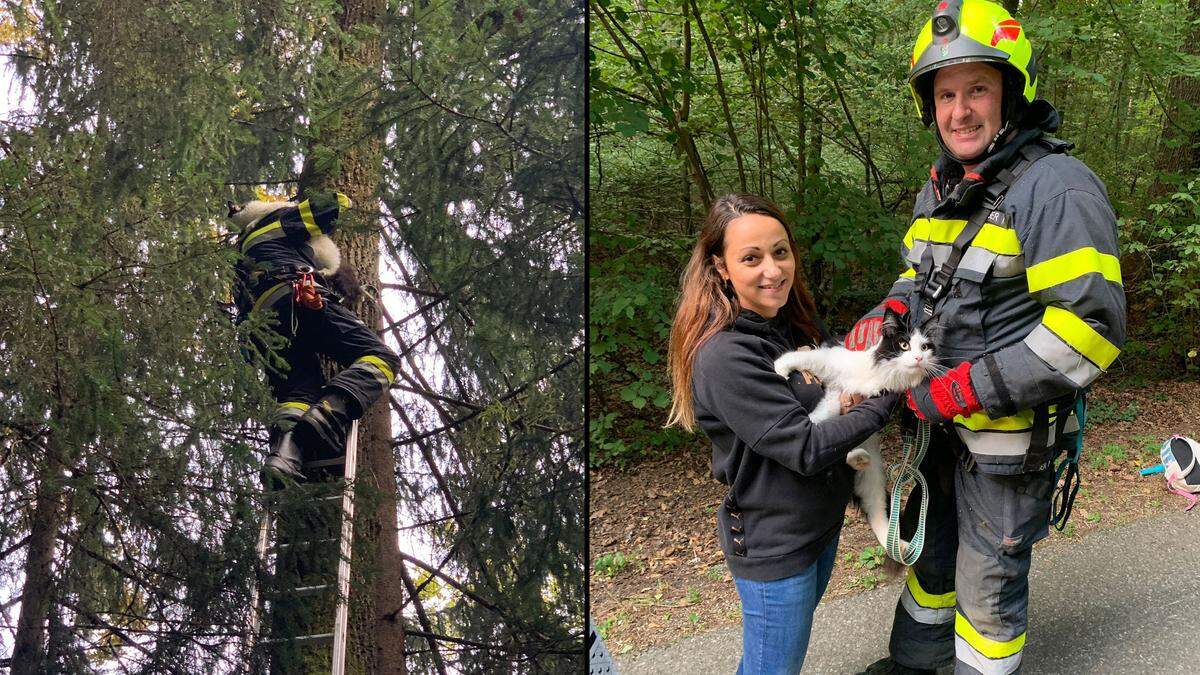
top-left (846, 448), bottom-right (871, 470)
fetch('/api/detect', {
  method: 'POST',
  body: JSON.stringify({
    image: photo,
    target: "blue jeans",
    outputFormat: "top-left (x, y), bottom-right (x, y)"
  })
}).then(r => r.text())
top-left (734, 531), bottom-right (841, 675)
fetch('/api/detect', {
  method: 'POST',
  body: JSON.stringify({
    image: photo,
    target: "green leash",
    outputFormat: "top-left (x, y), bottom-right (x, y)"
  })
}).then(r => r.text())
top-left (886, 419), bottom-right (931, 566)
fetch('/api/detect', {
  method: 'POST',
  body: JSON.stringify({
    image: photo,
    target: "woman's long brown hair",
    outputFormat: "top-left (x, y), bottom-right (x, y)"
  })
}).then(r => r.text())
top-left (666, 193), bottom-right (821, 431)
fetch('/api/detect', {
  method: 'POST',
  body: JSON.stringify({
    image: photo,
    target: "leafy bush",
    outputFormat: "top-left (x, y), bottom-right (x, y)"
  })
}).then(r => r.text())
top-left (1121, 180), bottom-right (1200, 367)
top-left (589, 228), bottom-right (693, 466)
top-left (594, 551), bottom-right (633, 578)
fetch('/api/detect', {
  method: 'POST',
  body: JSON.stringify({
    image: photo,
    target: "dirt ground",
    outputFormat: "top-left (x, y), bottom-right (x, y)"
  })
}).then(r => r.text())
top-left (589, 374), bottom-right (1200, 657)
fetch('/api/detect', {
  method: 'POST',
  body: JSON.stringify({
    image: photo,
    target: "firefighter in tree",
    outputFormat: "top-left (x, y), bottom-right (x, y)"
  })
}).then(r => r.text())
top-left (229, 192), bottom-right (399, 486)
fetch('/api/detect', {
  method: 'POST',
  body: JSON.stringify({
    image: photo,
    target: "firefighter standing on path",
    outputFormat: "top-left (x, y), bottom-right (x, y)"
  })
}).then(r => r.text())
top-left (847, 1), bottom-right (1126, 673)
top-left (231, 191), bottom-right (400, 487)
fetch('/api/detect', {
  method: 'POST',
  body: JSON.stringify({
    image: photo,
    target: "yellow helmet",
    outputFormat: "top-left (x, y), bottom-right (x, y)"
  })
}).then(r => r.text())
top-left (908, 0), bottom-right (1037, 127)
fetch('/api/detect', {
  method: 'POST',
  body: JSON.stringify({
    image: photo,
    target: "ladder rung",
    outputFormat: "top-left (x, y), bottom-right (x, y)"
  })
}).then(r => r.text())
top-left (277, 537), bottom-right (339, 550)
top-left (262, 632), bottom-right (334, 647)
top-left (289, 584), bottom-right (332, 597)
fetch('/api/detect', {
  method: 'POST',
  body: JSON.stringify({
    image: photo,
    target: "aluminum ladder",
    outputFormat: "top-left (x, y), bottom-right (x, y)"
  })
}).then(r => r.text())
top-left (248, 420), bottom-right (358, 674)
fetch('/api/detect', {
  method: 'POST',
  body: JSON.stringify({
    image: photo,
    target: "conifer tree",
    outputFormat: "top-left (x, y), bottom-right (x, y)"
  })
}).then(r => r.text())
top-left (0, 1), bottom-right (583, 672)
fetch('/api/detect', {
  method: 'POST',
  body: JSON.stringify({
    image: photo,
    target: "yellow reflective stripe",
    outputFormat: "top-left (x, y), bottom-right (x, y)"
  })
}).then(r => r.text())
top-left (903, 218), bottom-right (968, 249)
top-left (337, 193), bottom-right (352, 210)
top-left (278, 401), bottom-right (310, 413)
top-left (971, 224), bottom-right (1021, 256)
top-left (956, 611), bottom-right (1026, 659)
top-left (251, 282), bottom-right (290, 314)
top-left (241, 221), bottom-right (283, 254)
top-left (906, 570), bottom-right (955, 609)
top-left (1026, 247), bottom-right (1123, 293)
top-left (956, 408), bottom-right (1033, 432)
top-left (356, 355), bottom-right (395, 384)
top-left (899, 268), bottom-right (916, 280)
top-left (1041, 305), bottom-right (1120, 369)
top-left (299, 199), bottom-right (321, 238)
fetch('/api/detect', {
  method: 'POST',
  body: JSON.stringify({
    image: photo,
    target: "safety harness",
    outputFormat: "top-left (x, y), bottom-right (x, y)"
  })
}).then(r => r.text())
top-left (887, 132), bottom-right (1087, 563)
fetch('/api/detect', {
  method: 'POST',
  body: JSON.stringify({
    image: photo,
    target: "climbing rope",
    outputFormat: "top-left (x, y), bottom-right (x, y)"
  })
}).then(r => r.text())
top-left (1051, 395), bottom-right (1087, 529)
top-left (886, 418), bottom-right (931, 566)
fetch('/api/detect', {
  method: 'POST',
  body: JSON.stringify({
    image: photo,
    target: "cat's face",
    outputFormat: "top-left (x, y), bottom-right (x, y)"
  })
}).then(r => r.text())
top-left (872, 308), bottom-right (937, 387)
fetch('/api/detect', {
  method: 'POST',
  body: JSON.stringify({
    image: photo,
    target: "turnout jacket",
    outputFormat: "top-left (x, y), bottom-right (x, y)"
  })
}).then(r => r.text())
top-left (869, 105), bottom-right (1126, 474)
top-left (692, 310), bottom-right (899, 581)
top-left (233, 191), bottom-right (352, 317)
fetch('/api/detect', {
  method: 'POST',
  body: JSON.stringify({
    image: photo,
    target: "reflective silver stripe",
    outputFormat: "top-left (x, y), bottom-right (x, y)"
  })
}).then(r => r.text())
top-left (901, 588), bottom-right (955, 625)
top-left (957, 247), bottom-right (997, 282)
top-left (955, 636), bottom-right (1023, 674)
top-left (991, 253), bottom-right (1025, 278)
top-left (1064, 410), bottom-right (1080, 434)
top-left (1024, 324), bottom-right (1103, 388)
top-left (955, 427), bottom-right (1032, 456)
top-left (907, 240), bottom-right (953, 269)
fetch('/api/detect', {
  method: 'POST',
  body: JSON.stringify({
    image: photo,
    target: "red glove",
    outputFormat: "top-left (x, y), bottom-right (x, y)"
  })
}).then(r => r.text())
top-left (844, 299), bottom-right (909, 351)
top-left (906, 361), bottom-right (982, 423)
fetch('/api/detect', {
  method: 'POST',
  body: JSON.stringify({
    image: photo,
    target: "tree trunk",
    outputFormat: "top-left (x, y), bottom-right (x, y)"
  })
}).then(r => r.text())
top-left (302, 0), bottom-right (406, 672)
top-left (1150, 0), bottom-right (1200, 197)
top-left (690, 0), bottom-right (747, 192)
top-left (11, 450), bottom-right (66, 674)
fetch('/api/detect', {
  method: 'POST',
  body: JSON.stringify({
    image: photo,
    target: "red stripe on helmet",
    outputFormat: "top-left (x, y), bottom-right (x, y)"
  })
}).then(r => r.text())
top-left (991, 19), bottom-right (1022, 47)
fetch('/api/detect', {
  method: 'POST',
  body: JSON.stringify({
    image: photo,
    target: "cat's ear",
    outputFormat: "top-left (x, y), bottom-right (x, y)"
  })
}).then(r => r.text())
top-left (881, 306), bottom-right (905, 337)
top-left (226, 201), bottom-right (241, 218)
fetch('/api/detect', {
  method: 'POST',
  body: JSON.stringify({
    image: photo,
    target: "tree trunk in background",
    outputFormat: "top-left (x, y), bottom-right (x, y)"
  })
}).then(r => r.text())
top-left (301, 0), bottom-right (406, 671)
top-left (10, 445), bottom-right (65, 674)
top-left (1151, 0), bottom-right (1200, 197)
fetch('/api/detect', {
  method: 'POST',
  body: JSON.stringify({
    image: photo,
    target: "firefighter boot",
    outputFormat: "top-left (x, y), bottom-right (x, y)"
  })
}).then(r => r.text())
top-left (856, 658), bottom-right (937, 675)
top-left (293, 391), bottom-right (360, 461)
top-left (262, 430), bottom-right (306, 490)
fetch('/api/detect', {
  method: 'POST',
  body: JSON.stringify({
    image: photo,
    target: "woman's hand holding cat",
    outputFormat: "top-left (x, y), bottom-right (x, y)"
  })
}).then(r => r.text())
top-left (839, 392), bottom-right (864, 414)
top-left (905, 361), bottom-right (982, 423)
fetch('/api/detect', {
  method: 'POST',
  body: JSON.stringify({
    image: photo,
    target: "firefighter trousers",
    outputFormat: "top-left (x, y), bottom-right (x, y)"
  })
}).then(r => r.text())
top-left (887, 425), bottom-right (1056, 674)
top-left (252, 294), bottom-right (399, 436)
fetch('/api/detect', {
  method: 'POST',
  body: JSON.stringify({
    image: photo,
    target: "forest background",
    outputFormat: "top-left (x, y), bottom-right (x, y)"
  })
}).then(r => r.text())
top-left (0, 0), bottom-right (583, 673)
top-left (590, 0), bottom-right (1200, 467)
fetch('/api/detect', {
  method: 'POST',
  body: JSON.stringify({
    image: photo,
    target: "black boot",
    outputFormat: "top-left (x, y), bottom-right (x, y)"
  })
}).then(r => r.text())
top-left (856, 657), bottom-right (937, 675)
top-left (293, 391), bottom-right (359, 461)
top-left (262, 430), bottom-right (306, 490)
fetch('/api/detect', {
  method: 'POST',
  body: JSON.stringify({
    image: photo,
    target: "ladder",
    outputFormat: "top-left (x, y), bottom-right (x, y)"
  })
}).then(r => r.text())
top-left (248, 420), bottom-right (359, 674)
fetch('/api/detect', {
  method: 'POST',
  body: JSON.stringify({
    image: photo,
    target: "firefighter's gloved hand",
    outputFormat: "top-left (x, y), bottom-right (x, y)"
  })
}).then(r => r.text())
top-left (844, 299), bottom-right (909, 351)
top-left (906, 361), bottom-right (982, 423)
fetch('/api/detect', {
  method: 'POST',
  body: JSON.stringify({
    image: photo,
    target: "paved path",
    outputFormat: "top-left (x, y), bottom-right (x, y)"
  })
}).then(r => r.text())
top-left (617, 509), bottom-right (1200, 674)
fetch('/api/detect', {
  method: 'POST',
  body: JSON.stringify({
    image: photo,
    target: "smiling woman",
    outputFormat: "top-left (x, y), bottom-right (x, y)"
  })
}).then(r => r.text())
top-left (714, 212), bottom-right (796, 319)
top-left (663, 193), bottom-right (900, 673)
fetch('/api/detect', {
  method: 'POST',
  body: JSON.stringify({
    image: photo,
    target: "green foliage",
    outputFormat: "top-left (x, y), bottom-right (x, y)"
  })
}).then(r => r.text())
top-left (1087, 399), bottom-right (1140, 425)
top-left (854, 540), bottom-right (892, 566)
top-left (589, 230), bottom-right (691, 465)
top-left (594, 551), bottom-right (633, 578)
top-left (2, 0), bottom-right (584, 671)
top-left (591, 0), bottom-right (1200, 467)
top-left (1122, 179), bottom-right (1200, 366)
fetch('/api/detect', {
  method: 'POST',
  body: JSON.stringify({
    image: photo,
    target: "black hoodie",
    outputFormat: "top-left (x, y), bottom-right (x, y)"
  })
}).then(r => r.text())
top-left (692, 310), bottom-right (899, 581)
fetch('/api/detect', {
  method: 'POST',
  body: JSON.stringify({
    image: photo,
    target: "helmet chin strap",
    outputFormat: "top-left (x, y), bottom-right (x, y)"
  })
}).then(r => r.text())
top-left (935, 119), bottom-right (1014, 167)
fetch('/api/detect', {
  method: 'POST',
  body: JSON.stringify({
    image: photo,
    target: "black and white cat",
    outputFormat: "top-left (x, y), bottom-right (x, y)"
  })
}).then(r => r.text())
top-left (773, 307), bottom-right (938, 556)
top-left (227, 198), bottom-right (342, 275)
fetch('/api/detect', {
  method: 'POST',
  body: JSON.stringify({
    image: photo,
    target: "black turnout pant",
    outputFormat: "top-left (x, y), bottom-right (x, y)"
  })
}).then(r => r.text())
top-left (252, 293), bottom-right (399, 440)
